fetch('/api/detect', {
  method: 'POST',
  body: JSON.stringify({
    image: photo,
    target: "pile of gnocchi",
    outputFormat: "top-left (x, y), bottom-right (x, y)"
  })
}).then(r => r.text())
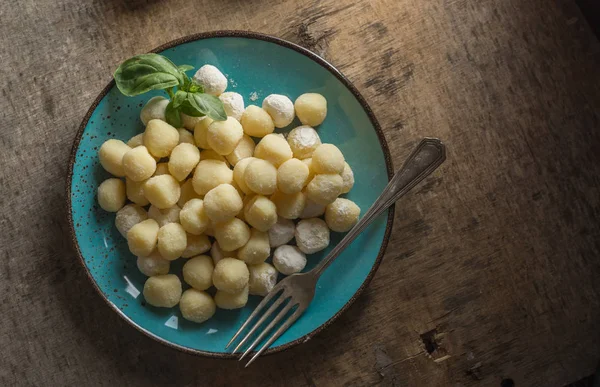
top-left (96, 64), bottom-right (361, 324)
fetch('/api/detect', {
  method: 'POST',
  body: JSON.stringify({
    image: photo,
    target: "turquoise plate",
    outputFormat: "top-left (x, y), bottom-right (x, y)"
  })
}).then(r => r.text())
top-left (67, 31), bottom-right (393, 357)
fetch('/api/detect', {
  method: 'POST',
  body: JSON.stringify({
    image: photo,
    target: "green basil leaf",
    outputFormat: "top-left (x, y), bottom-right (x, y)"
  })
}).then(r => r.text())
top-left (188, 80), bottom-right (204, 93)
top-left (165, 101), bottom-right (182, 127)
top-left (187, 92), bottom-right (227, 121)
top-left (177, 96), bottom-right (205, 117)
top-left (173, 90), bottom-right (188, 108)
top-left (178, 64), bottom-right (194, 72)
top-left (113, 53), bottom-right (183, 96)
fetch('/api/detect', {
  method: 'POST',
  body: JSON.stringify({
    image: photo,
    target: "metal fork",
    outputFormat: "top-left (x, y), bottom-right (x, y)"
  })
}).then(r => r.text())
top-left (226, 138), bottom-right (446, 366)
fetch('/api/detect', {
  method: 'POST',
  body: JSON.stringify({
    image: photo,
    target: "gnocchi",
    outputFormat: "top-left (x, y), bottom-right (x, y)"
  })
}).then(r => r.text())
top-left (168, 143), bottom-right (200, 181)
top-left (193, 117), bottom-right (214, 149)
top-left (144, 119), bottom-right (179, 158)
top-left (262, 94), bottom-right (295, 128)
top-left (248, 262), bottom-right (278, 296)
top-left (148, 204), bottom-right (181, 227)
top-left (215, 286), bottom-right (249, 310)
top-left (99, 139), bottom-right (131, 177)
top-left (254, 133), bottom-right (292, 167)
top-left (243, 195), bottom-right (277, 232)
top-left (312, 144), bottom-right (345, 174)
top-left (203, 184), bottom-right (243, 223)
top-left (180, 289), bottom-right (216, 323)
top-left (97, 178), bottom-right (126, 212)
top-left (207, 116), bottom-right (244, 155)
top-left (271, 191), bottom-right (306, 220)
top-left (179, 198), bottom-right (210, 235)
top-left (277, 158), bottom-right (309, 194)
top-left (115, 204), bottom-right (148, 237)
top-left (183, 255), bottom-right (214, 290)
top-left (244, 158), bottom-right (277, 195)
top-left (306, 174), bottom-right (343, 205)
top-left (143, 274), bottom-right (182, 308)
top-left (294, 93), bottom-right (327, 126)
top-left (126, 178), bottom-right (150, 206)
top-left (219, 92), bottom-right (245, 121)
top-left (237, 228), bottom-right (270, 265)
top-left (137, 251), bottom-right (170, 277)
top-left (122, 146), bottom-right (156, 182)
top-left (214, 218), bottom-right (251, 251)
top-left (268, 217), bottom-right (295, 247)
top-left (273, 245), bottom-right (306, 275)
top-left (192, 159), bottom-right (233, 195)
top-left (193, 64), bottom-right (227, 96)
top-left (287, 126), bottom-right (321, 159)
top-left (241, 105), bottom-right (275, 137)
top-left (157, 222), bottom-right (187, 260)
top-left (140, 96), bottom-right (168, 125)
top-left (295, 218), bottom-right (330, 254)
top-left (182, 233), bottom-right (211, 258)
top-left (144, 174), bottom-right (181, 209)
top-left (325, 198), bottom-right (361, 232)
top-left (213, 258), bottom-right (249, 293)
top-left (127, 219), bottom-right (159, 257)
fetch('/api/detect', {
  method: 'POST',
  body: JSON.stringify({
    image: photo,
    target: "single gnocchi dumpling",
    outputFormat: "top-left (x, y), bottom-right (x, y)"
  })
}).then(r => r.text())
top-left (177, 128), bottom-right (195, 145)
top-left (340, 162), bottom-right (355, 194)
top-left (287, 126), bottom-right (321, 159)
top-left (179, 198), bottom-right (210, 235)
top-left (192, 159), bottom-right (233, 195)
top-left (98, 139), bottom-right (131, 177)
top-left (122, 146), bottom-right (157, 182)
top-left (183, 255), bottom-right (214, 290)
top-left (273, 245), bottom-right (307, 275)
top-left (157, 222), bottom-right (187, 260)
top-left (277, 158), bottom-right (310, 194)
top-left (126, 178), bottom-right (149, 206)
top-left (207, 116), bottom-right (244, 155)
top-left (179, 289), bottom-right (216, 323)
top-left (115, 204), bottom-right (148, 237)
top-left (144, 119), bottom-right (179, 158)
top-left (98, 178), bottom-right (126, 212)
top-left (311, 144), bottom-right (345, 174)
top-left (295, 218), bottom-right (330, 254)
top-left (168, 143), bottom-right (200, 181)
top-left (178, 179), bottom-right (202, 207)
top-left (243, 195), bottom-right (277, 232)
top-left (271, 191), bottom-right (306, 220)
top-left (214, 218), bottom-right (251, 251)
top-left (182, 233), bottom-right (211, 258)
top-left (233, 157), bottom-right (258, 195)
top-left (306, 174), bottom-right (343, 205)
top-left (193, 117), bottom-right (214, 149)
top-left (248, 262), bottom-right (278, 296)
top-left (213, 257), bottom-right (249, 293)
top-left (143, 274), bottom-right (182, 308)
top-left (140, 96), bottom-right (169, 125)
top-left (326, 198), bottom-right (361, 232)
top-left (193, 65), bottom-right (227, 96)
top-left (219, 92), bottom-right (245, 121)
top-left (226, 135), bottom-right (255, 166)
top-left (268, 217), bottom-right (295, 247)
top-left (127, 219), bottom-right (160, 257)
top-left (136, 250), bottom-right (170, 276)
top-left (300, 198), bottom-right (326, 219)
top-left (144, 174), bottom-right (181, 209)
top-left (294, 93), bottom-right (327, 126)
top-left (254, 134), bottom-right (293, 167)
top-left (203, 184), bottom-right (243, 223)
top-left (148, 204), bottom-right (181, 227)
top-left (240, 105), bottom-right (275, 137)
top-left (238, 228), bottom-right (270, 265)
top-left (215, 285), bottom-right (249, 309)
top-left (262, 94), bottom-right (295, 128)
top-left (210, 241), bottom-right (237, 265)
top-left (244, 159), bottom-right (277, 195)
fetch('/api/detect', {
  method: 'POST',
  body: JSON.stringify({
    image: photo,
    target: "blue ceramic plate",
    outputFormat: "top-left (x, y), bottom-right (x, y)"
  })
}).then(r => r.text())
top-left (67, 31), bottom-right (393, 357)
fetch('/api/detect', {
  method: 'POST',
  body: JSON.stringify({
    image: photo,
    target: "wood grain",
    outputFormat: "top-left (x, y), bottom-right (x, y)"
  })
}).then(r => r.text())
top-left (1, 0), bottom-right (600, 386)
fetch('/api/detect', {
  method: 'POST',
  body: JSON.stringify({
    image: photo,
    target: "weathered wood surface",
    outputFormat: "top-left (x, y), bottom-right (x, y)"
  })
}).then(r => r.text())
top-left (1, 0), bottom-right (600, 386)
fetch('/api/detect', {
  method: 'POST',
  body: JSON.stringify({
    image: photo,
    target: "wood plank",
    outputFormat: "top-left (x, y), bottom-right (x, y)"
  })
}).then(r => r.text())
top-left (1, 0), bottom-right (600, 386)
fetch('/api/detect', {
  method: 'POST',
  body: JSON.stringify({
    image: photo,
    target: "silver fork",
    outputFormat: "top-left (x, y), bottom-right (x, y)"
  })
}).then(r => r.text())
top-left (226, 138), bottom-right (446, 366)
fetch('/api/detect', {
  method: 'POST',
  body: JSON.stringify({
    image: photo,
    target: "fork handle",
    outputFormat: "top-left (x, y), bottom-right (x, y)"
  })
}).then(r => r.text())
top-left (311, 138), bottom-right (446, 277)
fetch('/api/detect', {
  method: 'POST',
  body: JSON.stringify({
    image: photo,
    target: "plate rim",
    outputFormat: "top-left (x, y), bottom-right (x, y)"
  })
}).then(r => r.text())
top-left (65, 30), bottom-right (395, 358)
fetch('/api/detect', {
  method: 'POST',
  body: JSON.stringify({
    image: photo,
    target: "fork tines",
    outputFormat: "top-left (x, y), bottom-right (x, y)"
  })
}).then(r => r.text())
top-left (226, 284), bottom-right (304, 367)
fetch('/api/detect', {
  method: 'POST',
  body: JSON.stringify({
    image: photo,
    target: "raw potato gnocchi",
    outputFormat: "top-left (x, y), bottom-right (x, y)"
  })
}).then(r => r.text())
top-left (168, 143), bottom-right (200, 181)
top-left (294, 93), bottom-right (327, 126)
top-left (144, 175), bottom-right (181, 209)
top-left (180, 289), bottom-right (216, 323)
top-left (122, 146), bottom-right (156, 182)
top-left (244, 159), bottom-right (277, 195)
top-left (248, 262), bottom-right (278, 296)
top-left (97, 71), bottom-right (367, 324)
top-left (127, 219), bottom-right (160, 257)
top-left (213, 258), bottom-right (249, 293)
top-left (115, 204), bottom-right (148, 237)
top-left (207, 116), bottom-right (244, 156)
top-left (144, 119), bottom-right (179, 158)
top-left (98, 178), bottom-right (126, 212)
top-left (99, 139), bottom-right (131, 177)
top-left (143, 274), bottom-right (182, 308)
top-left (192, 160), bottom-right (233, 195)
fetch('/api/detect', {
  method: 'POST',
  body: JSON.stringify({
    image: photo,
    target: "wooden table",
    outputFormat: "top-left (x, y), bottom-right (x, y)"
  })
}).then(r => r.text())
top-left (2, 0), bottom-right (600, 386)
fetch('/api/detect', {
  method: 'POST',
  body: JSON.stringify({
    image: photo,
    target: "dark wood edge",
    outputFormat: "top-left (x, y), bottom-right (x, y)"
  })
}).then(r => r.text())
top-left (65, 30), bottom-right (395, 359)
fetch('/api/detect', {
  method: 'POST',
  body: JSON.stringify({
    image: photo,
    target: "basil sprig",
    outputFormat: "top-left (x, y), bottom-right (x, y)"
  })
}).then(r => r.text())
top-left (114, 53), bottom-right (227, 125)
